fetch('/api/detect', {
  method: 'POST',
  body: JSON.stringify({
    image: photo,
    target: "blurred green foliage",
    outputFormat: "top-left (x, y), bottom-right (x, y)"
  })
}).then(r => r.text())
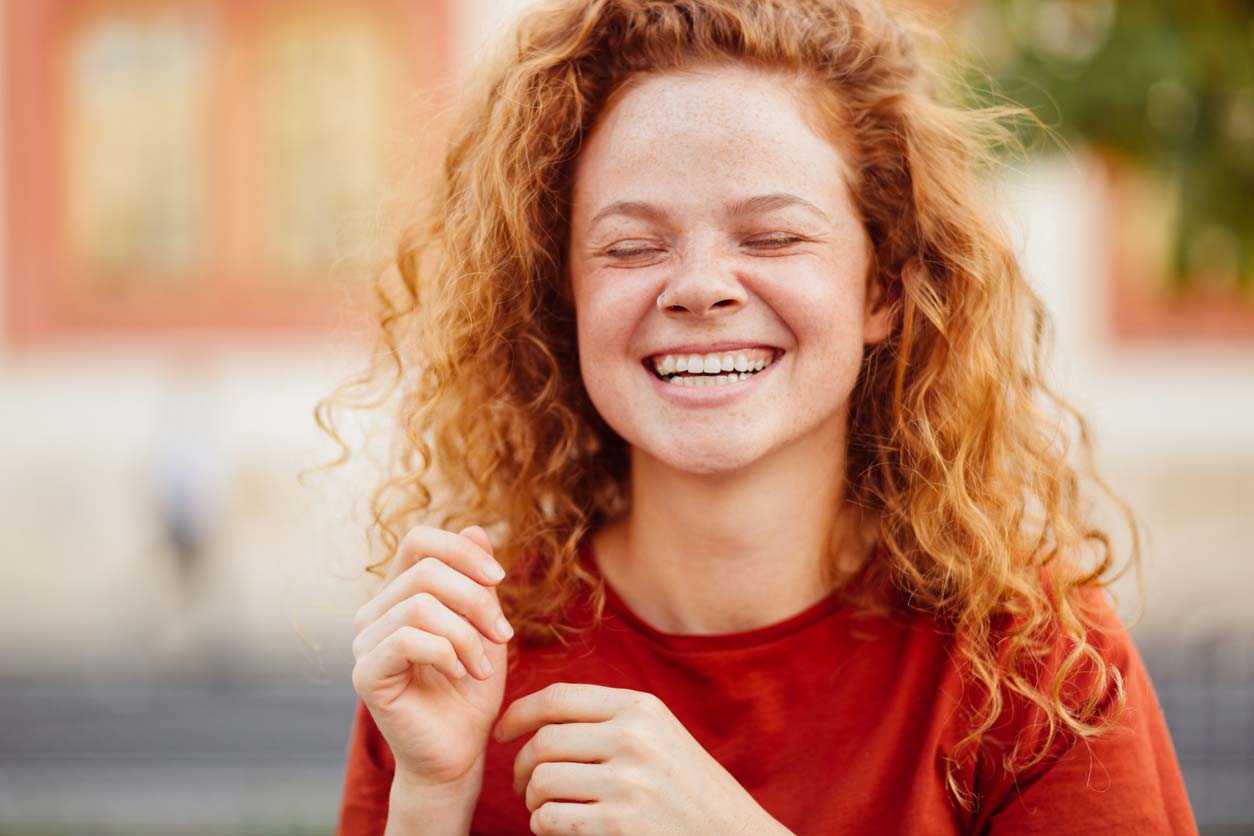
top-left (962, 0), bottom-right (1254, 290)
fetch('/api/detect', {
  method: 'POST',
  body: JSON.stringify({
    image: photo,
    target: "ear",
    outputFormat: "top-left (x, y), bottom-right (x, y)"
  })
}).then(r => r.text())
top-left (862, 273), bottom-right (894, 345)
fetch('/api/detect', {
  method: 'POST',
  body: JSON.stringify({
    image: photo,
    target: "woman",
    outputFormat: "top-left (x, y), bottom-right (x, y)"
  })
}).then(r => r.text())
top-left (326, 0), bottom-right (1198, 833)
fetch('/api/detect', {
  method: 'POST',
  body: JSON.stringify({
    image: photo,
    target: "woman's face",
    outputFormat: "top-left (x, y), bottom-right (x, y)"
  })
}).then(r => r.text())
top-left (567, 62), bottom-right (892, 476)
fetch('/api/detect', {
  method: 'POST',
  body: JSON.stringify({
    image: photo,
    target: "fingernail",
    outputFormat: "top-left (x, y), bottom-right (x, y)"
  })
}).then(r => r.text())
top-left (495, 614), bottom-right (514, 640)
top-left (478, 655), bottom-right (494, 677)
top-left (483, 560), bottom-right (505, 581)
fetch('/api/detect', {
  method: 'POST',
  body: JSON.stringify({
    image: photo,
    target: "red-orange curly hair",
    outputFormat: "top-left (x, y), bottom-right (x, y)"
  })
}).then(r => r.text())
top-left (314, 0), bottom-right (1145, 814)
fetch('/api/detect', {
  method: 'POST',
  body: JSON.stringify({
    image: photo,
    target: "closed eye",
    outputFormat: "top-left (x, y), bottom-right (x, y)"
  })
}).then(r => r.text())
top-left (604, 235), bottom-right (806, 261)
top-left (748, 235), bottom-right (804, 248)
top-left (606, 246), bottom-right (663, 259)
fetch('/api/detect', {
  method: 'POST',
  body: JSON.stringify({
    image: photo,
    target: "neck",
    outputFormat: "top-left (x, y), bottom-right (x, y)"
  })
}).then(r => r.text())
top-left (592, 412), bottom-right (876, 635)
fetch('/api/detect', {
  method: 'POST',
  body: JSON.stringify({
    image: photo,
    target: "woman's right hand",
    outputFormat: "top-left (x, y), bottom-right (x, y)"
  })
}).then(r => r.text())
top-left (351, 524), bottom-right (514, 789)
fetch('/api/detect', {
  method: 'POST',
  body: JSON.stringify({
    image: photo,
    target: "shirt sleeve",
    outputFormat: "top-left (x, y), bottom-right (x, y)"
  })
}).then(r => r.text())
top-left (971, 588), bottom-right (1199, 836)
top-left (336, 698), bottom-right (397, 836)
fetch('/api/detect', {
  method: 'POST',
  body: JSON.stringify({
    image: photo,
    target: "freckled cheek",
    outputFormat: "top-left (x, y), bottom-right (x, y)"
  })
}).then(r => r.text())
top-left (574, 284), bottom-right (646, 368)
top-left (762, 280), bottom-right (854, 352)
top-left (762, 261), bottom-right (872, 340)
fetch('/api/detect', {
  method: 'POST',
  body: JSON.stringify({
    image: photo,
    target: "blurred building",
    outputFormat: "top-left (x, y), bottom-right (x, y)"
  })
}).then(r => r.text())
top-left (0, 1), bottom-right (1251, 833)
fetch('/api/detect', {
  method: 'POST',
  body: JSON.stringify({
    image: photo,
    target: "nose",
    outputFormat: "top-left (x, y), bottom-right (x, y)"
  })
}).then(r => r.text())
top-left (656, 254), bottom-right (747, 317)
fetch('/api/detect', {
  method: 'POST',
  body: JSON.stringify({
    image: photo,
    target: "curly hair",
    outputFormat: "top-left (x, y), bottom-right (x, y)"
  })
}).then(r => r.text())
top-left (313, 0), bottom-right (1145, 815)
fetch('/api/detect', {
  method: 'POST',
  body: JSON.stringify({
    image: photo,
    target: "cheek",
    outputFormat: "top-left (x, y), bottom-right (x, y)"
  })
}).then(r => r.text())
top-left (766, 264), bottom-right (865, 346)
top-left (574, 278), bottom-right (642, 345)
top-left (574, 278), bottom-right (646, 367)
top-left (766, 268), bottom-right (871, 403)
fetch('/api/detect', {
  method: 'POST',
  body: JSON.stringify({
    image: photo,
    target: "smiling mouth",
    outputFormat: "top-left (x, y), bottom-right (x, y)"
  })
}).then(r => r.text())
top-left (642, 348), bottom-right (784, 384)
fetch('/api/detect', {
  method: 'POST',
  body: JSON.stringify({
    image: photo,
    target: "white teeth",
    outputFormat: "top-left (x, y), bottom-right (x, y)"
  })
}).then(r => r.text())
top-left (666, 371), bottom-right (754, 386)
top-left (650, 348), bottom-right (778, 378)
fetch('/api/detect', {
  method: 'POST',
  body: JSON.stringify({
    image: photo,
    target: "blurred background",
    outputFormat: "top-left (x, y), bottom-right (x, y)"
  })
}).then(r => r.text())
top-left (0, 0), bottom-right (1250, 833)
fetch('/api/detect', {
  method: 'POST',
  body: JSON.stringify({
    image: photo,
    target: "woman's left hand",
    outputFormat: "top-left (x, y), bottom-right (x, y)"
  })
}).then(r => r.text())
top-left (493, 682), bottom-right (793, 836)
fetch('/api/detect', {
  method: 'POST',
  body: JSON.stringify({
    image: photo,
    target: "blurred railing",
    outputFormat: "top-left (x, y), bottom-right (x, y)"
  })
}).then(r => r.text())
top-left (0, 638), bottom-right (1250, 835)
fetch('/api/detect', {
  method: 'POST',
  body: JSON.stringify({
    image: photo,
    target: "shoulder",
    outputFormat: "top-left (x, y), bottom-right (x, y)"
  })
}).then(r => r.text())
top-left (980, 580), bottom-right (1136, 741)
top-left (968, 582), bottom-right (1198, 833)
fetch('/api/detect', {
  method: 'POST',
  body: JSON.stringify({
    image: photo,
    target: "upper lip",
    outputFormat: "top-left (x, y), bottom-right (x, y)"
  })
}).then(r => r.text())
top-left (643, 341), bottom-right (782, 359)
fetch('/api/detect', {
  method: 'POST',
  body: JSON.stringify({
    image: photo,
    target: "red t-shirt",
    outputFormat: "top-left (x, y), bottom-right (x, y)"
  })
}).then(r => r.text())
top-left (337, 538), bottom-right (1198, 835)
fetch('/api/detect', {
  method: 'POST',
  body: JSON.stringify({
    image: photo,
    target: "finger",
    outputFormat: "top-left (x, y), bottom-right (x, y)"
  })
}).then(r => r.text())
top-left (458, 524), bottom-right (494, 558)
top-left (355, 556), bottom-right (514, 650)
top-left (387, 525), bottom-right (506, 592)
top-left (524, 761), bottom-right (607, 813)
top-left (352, 625), bottom-right (466, 697)
top-left (494, 683), bottom-right (638, 744)
top-left (512, 722), bottom-right (613, 796)
top-left (529, 800), bottom-right (605, 836)
top-left (354, 591), bottom-right (496, 681)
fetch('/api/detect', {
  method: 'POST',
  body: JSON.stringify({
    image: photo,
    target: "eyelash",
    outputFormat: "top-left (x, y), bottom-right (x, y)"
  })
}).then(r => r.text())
top-left (606, 235), bottom-right (804, 259)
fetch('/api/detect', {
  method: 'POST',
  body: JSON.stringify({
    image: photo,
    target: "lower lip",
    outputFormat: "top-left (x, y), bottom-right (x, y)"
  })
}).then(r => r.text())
top-left (644, 353), bottom-right (783, 406)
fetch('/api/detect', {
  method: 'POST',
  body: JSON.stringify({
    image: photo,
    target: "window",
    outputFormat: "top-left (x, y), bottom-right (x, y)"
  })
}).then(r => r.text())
top-left (5, 0), bottom-right (451, 348)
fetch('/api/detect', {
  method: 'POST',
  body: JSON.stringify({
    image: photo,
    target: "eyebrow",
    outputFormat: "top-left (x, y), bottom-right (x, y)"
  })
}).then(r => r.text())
top-left (587, 192), bottom-right (831, 230)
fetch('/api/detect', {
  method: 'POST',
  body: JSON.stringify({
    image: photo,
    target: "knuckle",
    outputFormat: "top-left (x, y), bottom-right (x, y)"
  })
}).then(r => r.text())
top-left (415, 555), bottom-right (442, 576)
top-left (451, 621), bottom-right (479, 661)
top-left (401, 525), bottom-right (447, 562)
top-left (541, 683), bottom-right (569, 711)
top-left (633, 691), bottom-right (662, 712)
top-left (350, 663), bottom-right (366, 695)
top-left (455, 619), bottom-right (482, 654)
top-left (410, 591), bottom-right (439, 614)
top-left (532, 725), bottom-right (557, 757)
top-left (440, 635), bottom-right (459, 666)
top-left (617, 764), bottom-right (650, 801)
top-left (624, 692), bottom-right (662, 724)
top-left (531, 804), bottom-right (555, 834)
top-left (398, 525), bottom-right (426, 556)
top-left (386, 625), bottom-right (413, 651)
top-left (614, 723), bottom-right (640, 755)
top-left (408, 626), bottom-right (436, 659)
top-left (530, 761), bottom-right (556, 792)
top-left (617, 720), bottom-right (651, 756)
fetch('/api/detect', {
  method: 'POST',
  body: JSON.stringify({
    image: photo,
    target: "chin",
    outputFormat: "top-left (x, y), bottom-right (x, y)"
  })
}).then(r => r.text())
top-left (649, 438), bottom-right (768, 476)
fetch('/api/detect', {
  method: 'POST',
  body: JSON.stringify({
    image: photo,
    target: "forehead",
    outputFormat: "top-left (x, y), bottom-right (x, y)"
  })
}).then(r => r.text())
top-left (570, 64), bottom-right (853, 218)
